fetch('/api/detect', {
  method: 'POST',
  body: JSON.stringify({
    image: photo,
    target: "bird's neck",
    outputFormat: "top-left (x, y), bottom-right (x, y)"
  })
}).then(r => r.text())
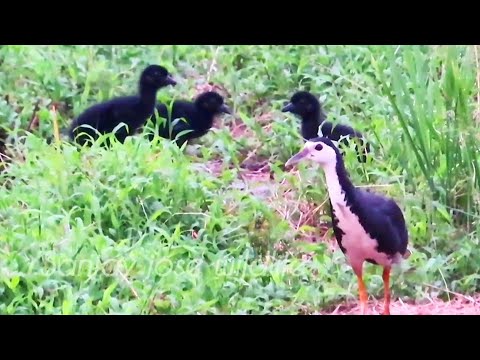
top-left (195, 109), bottom-right (215, 129)
top-left (138, 85), bottom-right (158, 112)
top-left (301, 109), bottom-right (327, 139)
top-left (302, 108), bottom-right (326, 125)
top-left (322, 158), bottom-right (356, 206)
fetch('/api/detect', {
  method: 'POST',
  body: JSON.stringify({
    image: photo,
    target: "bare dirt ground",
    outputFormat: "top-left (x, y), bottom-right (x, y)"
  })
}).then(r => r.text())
top-left (318, 295), bottom-right (480, 315)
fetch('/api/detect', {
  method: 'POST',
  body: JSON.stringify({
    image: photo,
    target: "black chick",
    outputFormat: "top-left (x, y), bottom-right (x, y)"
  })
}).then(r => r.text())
top-left (68, 64), bottom-right (176, 146)
top-left (147, 91), bottom-right (232, 147)
top-left (282, 91), bottom-right (371, 162)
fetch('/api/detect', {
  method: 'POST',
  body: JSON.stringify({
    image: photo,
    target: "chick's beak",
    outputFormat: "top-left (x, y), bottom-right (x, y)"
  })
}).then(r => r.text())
top-left (166, 75), bottom-right (177, 86)
top-left (285, 148), bottom-right (310, 168)
top-left (219, 104), bottom-right (232, 115)
top-left (282, 103), bottom-right (295, 113)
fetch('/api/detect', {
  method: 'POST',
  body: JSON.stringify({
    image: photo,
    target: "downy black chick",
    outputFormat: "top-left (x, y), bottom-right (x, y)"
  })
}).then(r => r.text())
top-left (147, 91), bottom-right (231, 147)
top-left (282, 91), bottom-right (371, 162)
top-left (69, 64), bottom-right (176, 146)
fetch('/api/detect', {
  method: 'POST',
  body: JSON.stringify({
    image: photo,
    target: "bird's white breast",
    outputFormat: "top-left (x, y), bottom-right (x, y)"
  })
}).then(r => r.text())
top-left (324, 168), bottom-right (391, 268)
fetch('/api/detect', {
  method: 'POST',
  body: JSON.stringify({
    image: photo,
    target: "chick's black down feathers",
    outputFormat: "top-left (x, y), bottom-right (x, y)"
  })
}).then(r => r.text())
top-left (282, 91), bottom-right (371, 162)
top-left (147, 91), bottom-right (231, 146)
top-left (68, 64), bottom-right (176, 146)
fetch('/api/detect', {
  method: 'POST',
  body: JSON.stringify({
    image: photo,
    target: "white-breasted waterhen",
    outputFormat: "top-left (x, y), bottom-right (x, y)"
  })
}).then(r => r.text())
top-left (285, 137), bottom-right (410, 315)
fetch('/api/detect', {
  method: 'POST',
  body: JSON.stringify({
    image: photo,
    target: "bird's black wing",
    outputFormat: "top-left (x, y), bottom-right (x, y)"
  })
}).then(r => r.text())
top-left (150, 101), bottom-right (196, 145)
top-left (101, 97), bottom-right (149, 143)
top-left (68, 103), bottom-right (108, 144)
top-left (356, 191), bottom-right (408, 256)
top-left (381, 197), bottom-right (409, 250)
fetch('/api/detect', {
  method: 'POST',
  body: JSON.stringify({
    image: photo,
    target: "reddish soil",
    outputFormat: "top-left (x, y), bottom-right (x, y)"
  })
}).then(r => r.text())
top-left (318, 295), bottom-right (480, 315)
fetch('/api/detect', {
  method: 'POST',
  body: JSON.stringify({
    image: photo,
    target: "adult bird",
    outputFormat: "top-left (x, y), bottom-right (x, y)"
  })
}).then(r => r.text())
top-left (282, 91), bottom-right (371, 163)
top-left (285, 137), bottom-right (410, 315)
top-left (68, 64), bottom-right (176, 146)
top-left (146, 91), bottom-right (232, 147)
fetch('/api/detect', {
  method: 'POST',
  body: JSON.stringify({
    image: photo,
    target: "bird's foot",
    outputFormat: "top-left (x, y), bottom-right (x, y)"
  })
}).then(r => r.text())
top-left (360, 301), bottom-right (368, 315)
top-left (382, 267), bottom-right (391, 316)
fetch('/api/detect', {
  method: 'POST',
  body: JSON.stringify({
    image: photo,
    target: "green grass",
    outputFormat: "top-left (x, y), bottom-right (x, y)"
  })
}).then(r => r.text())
top-left (1, 45), bottom-right (479, 314)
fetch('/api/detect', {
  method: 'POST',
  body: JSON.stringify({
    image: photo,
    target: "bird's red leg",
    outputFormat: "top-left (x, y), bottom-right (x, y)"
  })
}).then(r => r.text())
top-left (356, 274), bottom-right (368, 315)
top-left (382, 267), bottom-right (391, 315)
top-left (352, 262), bottom-right (368, 314)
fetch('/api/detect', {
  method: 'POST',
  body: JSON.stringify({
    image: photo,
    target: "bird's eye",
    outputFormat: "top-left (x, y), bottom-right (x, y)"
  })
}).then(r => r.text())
top-left (315, 144), bottom-right (323, 151)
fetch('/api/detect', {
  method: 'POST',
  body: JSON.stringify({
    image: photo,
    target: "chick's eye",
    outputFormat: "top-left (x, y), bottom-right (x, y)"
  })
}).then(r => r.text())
top-left (315, 144), bottom-right (323, 151)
